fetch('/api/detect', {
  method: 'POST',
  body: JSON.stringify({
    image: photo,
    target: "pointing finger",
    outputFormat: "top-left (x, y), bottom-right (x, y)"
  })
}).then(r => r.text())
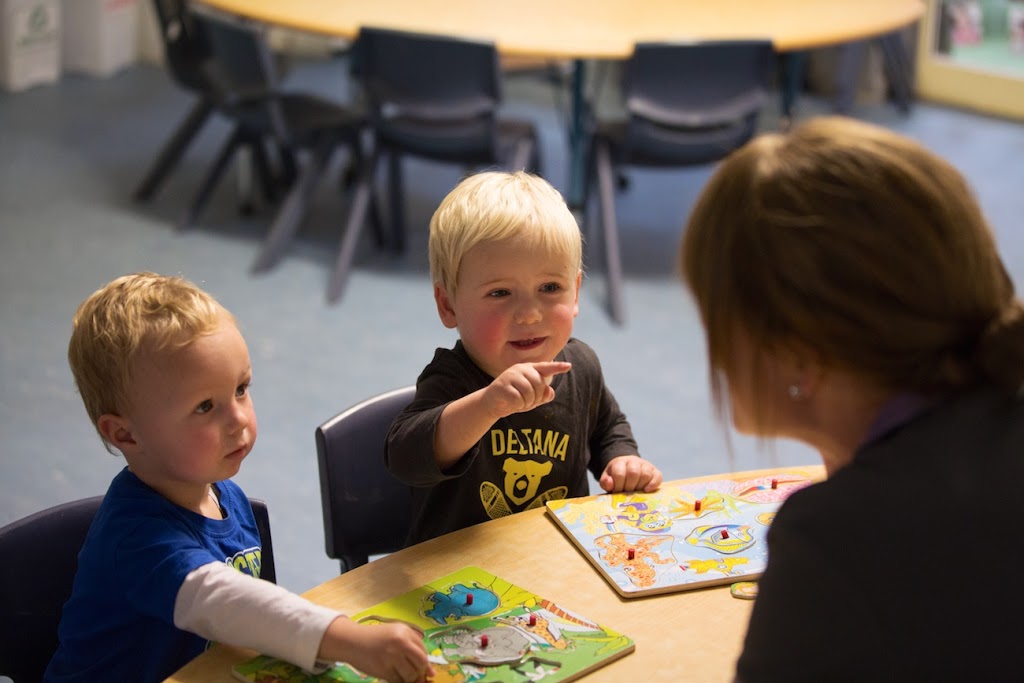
top-left (532, 361), bottom-right (572, 378)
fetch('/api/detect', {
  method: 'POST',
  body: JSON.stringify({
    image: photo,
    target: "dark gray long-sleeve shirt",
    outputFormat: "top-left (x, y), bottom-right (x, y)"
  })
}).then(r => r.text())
top-left (387, 338), bottom-right (639, 545)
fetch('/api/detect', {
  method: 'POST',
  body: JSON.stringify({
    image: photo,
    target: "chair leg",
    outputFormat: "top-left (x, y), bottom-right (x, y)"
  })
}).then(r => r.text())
top-left (236, 145), bottom-right (255, 215)
top-left (594, 141), bottom-right (625, 326)
top-left (832, 40), bottom-right (868, 115)
top-left (778, 50), bottom-right (806, 126)
top-left (387, 151), bottom-right (406, 253)
top-left (178, 126), bottom-right (244, 231)
top-left (581, 144), bottom-right (598, 244)
top-left (510, 136), bottom-right (534, 173)
top-left (251, 138), bottom-right (280, 206)
top-left (134, 99), bottom-right (214, 202)
top-left (277, 143), bottom-right (299, 188)
top-left (530, 134), bottom-right (543, 177)
top-left (327, 152), bottom-right (377, 304)
top-left (363, 149), bottom-right (387, 248)
top-left (369, 192), bottom-right (386, 248)
top-left (878, 31), bottom-right (914, 114)
top-left (251, 141), bottom-right (335, 273)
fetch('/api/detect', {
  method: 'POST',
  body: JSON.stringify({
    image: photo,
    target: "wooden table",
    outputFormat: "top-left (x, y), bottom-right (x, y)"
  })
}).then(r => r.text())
top-left (167, 465), bottom-right (823, 681)
top-left (196, 0), bottom-right (923, 206)
top-left (197, 0), bottom-right (923, 56)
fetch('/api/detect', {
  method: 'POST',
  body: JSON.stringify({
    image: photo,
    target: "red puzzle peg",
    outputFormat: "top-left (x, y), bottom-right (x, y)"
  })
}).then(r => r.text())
top-left (465, 593), bottom-right (473, 606)
top-left (627, 547), bottom-right (636, 560)
top-left (528, 613), bottom-right (537, 626)
top-left (694, 499), bottom-right (702, 512)
top-left (480, 634), bottom-right (489, 648)
top-left (721, 529), bottom-right (730, 539)
top-left (771, 478), bottom-right (778, 490)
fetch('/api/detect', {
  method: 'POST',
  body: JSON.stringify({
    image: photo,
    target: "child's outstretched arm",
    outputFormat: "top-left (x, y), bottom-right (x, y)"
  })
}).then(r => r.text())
top-left (433, 361), bottom-right (572, 469)
top-left (174, 563), bottom-right (429, 680)
top-left (599, 455), bottom-right (663, 493)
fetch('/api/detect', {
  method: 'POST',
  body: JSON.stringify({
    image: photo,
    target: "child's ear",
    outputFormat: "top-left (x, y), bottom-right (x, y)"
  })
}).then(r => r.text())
top-left (434, 284), bottom-right (459, 329)
top-left (97, 414), bottom-right (138, 454)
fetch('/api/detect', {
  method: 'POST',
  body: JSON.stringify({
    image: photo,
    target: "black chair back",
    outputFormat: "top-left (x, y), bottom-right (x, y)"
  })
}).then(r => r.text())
top-left (623, 40), bottom-right (776, 166)
top-left (190, 11), bottom-right (290, 142)
top-left (0, 496), bottom-right (103, 682)
top-left (152, 0), bottom-right (212, 92)
top-left (353, 27), bottom-right (503, 162)
top-left (315, 386), bottom-right (415, 573)
top-left (249, 497), bottom-right (276, 584)
top-left (0, 495), bottom-right (275, 681)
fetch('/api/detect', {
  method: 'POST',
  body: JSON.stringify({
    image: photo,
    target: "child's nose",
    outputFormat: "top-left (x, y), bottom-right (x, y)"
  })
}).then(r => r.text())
top-left (227, 401), bottom-right (250, 433)
top-left (514, 299), bottom-right (542, 325)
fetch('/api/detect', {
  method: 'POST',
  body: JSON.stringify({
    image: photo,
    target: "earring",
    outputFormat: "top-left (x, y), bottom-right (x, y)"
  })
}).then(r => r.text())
top-left (787, 385), bottom-right (802, 400)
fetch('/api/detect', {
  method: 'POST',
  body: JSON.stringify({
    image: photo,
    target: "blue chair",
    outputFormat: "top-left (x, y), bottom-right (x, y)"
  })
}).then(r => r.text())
top-left (316, 386), bottom-right (415, 573)
top-left (0, 496), bottom-right (275, 682)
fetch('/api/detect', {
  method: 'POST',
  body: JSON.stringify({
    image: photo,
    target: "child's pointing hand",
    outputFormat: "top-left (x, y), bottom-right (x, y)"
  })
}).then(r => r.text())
top-left (485, 361), bottom-right (572, 418)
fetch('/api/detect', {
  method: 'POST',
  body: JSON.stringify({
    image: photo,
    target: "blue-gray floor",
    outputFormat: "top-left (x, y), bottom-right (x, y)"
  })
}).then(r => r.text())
top-left (2, 56), bottom-right (1022, 594)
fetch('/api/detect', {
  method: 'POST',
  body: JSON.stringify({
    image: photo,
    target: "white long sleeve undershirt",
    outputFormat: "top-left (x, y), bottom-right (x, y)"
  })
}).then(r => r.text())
top-left (173, 561), bottom-right (343, 672)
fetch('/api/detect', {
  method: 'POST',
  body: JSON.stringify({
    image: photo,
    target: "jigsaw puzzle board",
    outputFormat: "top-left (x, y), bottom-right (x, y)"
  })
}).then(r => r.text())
top-left (545, 470), bottom-right (817, 598)
top-left (233, 566), bottom-right (633, 682)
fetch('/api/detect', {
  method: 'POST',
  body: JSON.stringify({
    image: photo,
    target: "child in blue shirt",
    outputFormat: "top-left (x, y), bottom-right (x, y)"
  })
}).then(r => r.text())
top-left (47, 273), bottom-right (429, 683)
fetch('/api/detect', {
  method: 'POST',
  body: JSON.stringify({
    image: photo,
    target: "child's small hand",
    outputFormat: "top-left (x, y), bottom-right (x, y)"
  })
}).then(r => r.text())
top-left (484, 362), bottom-right (572, 418)
top-left (599, 455), bottom-right (663, 493)
top-left (323, 618), bottom-right (430, 683)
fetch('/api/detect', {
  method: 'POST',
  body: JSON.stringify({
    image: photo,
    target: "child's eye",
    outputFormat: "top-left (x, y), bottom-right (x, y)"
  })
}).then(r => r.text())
top-left (195, 400), bottom-right (214, 414)
top-left (487, 289), bottom-right (510, 298)
top-left (235, 382), bottom-right (249, 398)
top-left (541, 282), bottom-right (562, 293)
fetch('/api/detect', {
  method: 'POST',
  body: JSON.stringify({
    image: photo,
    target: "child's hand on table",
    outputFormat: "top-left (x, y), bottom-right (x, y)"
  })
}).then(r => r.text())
top-left (320, 617), bottom-right (431, 683)
top-left (599, 455), bottom-right (663, 493)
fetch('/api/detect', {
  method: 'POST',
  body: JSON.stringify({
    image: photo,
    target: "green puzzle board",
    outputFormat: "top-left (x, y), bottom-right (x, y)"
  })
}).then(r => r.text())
top-left (233, 566), bottom-right (634, 682)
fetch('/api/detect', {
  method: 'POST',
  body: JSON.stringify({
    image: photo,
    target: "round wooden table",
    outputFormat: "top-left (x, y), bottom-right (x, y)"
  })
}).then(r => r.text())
top-left (166, 466), bottom-right (824, 682)
top-left (198, 0), bottom-right (924, 56)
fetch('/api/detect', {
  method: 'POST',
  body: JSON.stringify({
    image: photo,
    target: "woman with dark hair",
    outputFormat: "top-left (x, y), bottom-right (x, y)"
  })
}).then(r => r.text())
top-left (681, 116), bottom-right (1024, 682)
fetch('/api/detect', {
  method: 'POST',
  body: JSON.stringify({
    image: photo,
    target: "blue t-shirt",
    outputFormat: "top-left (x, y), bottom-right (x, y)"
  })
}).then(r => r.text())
top-left (45, 467), bottom-right (264, 682)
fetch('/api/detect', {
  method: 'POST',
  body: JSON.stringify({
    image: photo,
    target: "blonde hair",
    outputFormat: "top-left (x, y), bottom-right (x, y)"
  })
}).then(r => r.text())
top-left (429, 171), bottom-right (582, 296)
top-left (681, 116), bottom-right (1024, 426)
top-left (68, 272), bottom-right (235, 449)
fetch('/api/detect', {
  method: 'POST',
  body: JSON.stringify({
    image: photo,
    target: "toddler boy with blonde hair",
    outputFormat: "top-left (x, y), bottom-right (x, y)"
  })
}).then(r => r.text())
top-left (49, 273), bottom-right (428, 683)
top-left (387, 172), bottom-right (662, 544)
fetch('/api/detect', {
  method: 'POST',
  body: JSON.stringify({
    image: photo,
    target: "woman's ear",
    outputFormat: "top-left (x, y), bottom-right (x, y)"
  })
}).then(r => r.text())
top-left (434, 284), bottom-right (459, 329)
top-left (97, 413), bottom-right (138, 455)
top-left (783, 343), bottom-right (824, 400)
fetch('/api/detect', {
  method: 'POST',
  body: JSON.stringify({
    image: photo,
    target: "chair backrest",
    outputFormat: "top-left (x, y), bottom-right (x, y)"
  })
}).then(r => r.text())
top-left (623, 40), bottom-right (776, 166)
top-left (352, 27), bottom-right (503, 161)
top-left (248, 497), bottom-right (276, 584)
top-left (0, 496), bottom-right (103, 682)
top-left (0, 495), bottom-right (275, 681)
top-left (151, 0), bottom-right (213, 92)
top-left (188, 9), bottom-right (290, 140)
top-left (315, 386), bottom-right (415, 573)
